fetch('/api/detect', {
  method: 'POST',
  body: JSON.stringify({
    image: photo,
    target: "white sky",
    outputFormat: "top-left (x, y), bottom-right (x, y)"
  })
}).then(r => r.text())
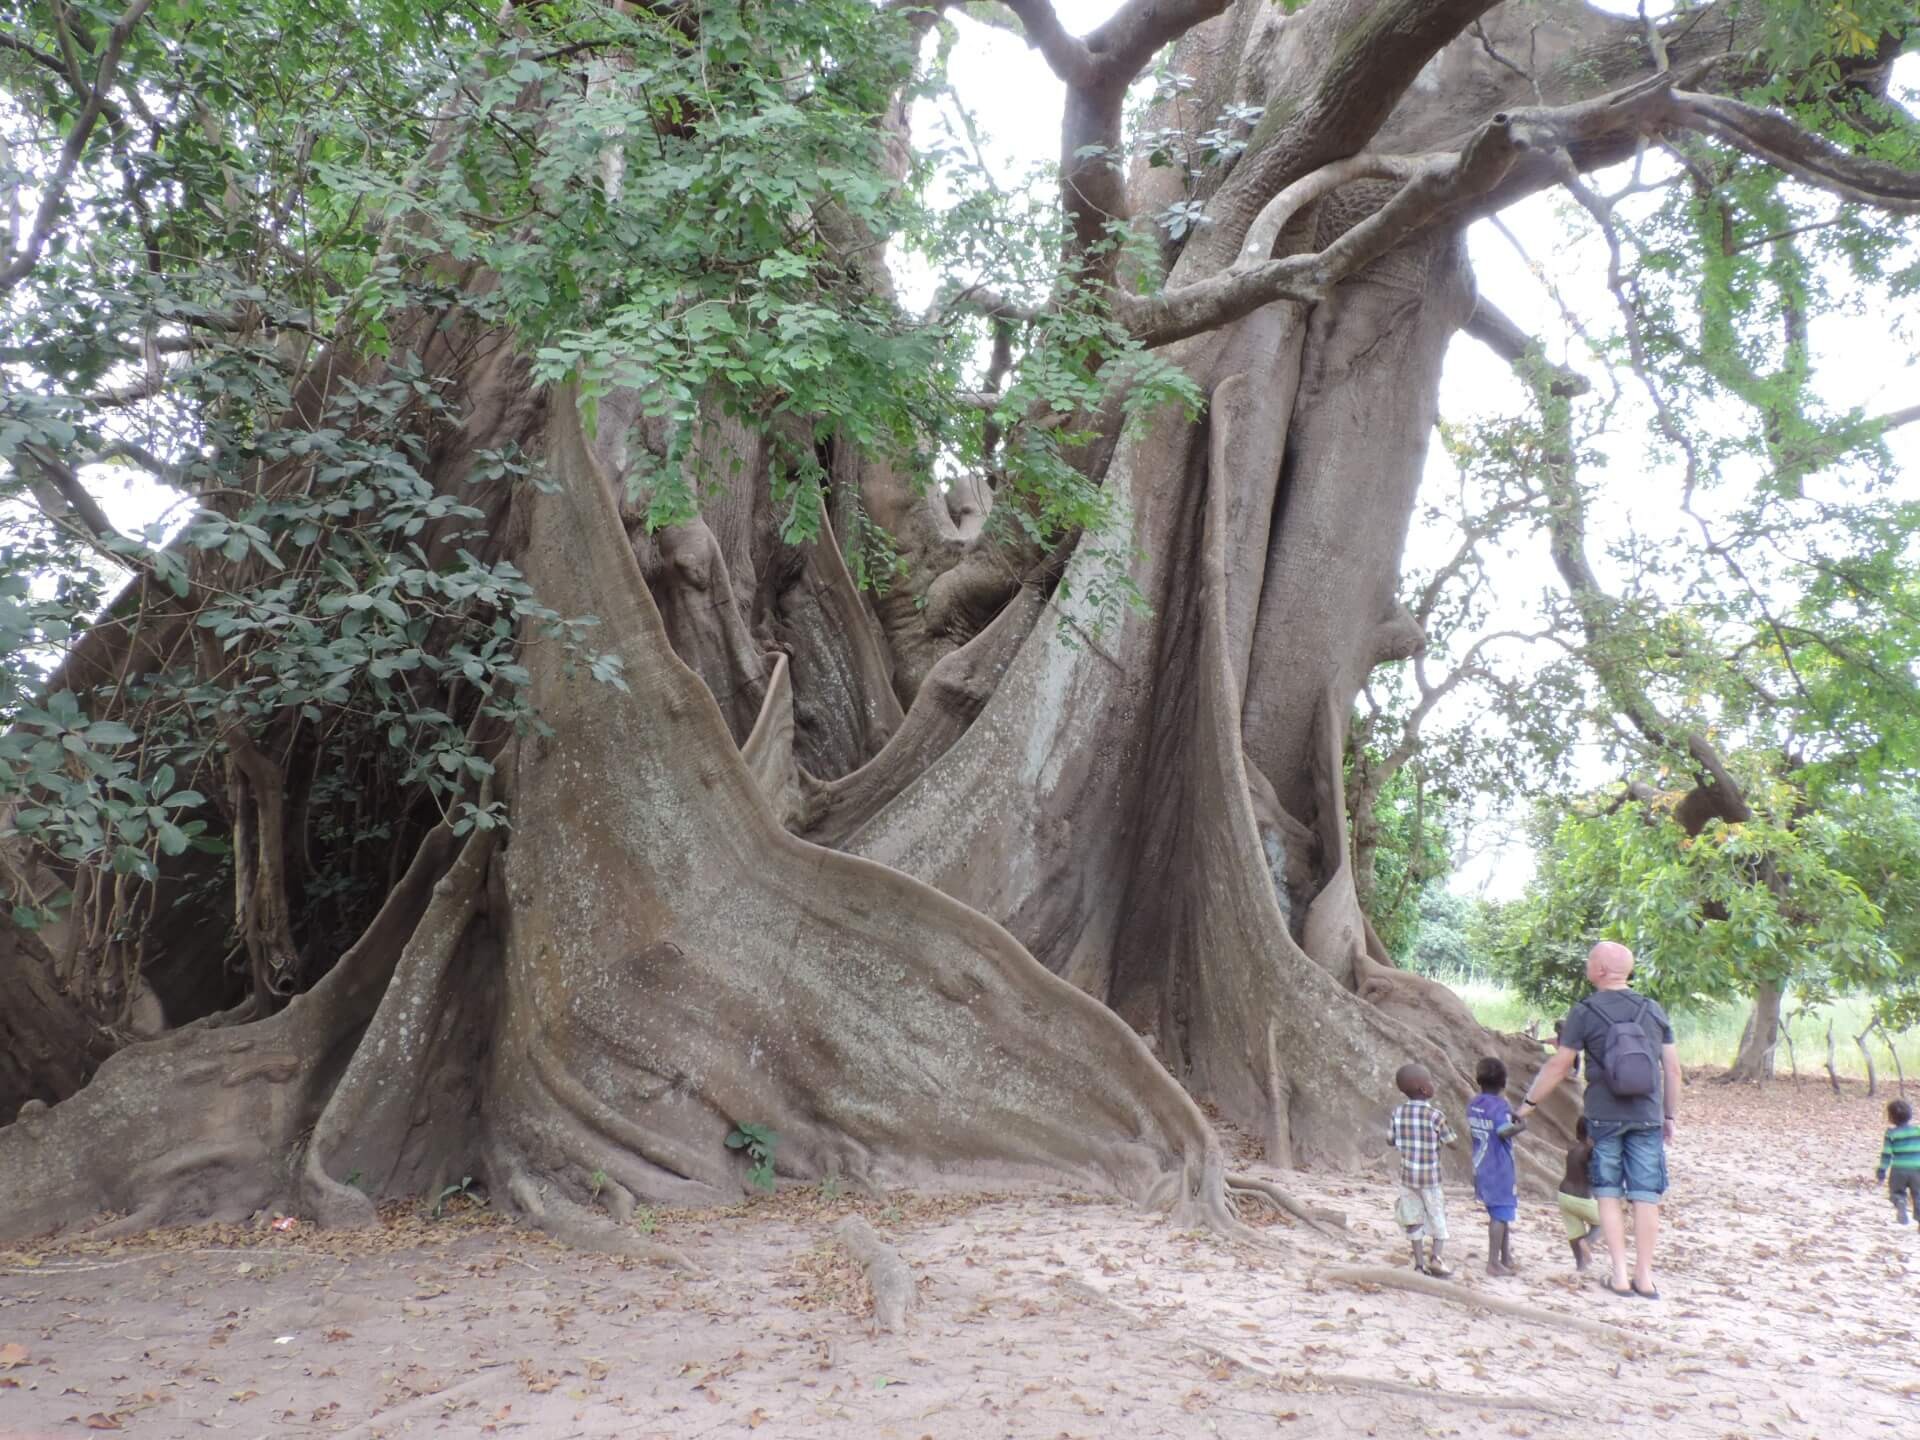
top-left (911, 1), bottom-right (1920, 901)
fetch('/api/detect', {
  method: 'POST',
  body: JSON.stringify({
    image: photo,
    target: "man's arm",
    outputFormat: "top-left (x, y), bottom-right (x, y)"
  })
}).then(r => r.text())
top-left (1519, 1044), bottom-right (1579, 1116)
top-left (1661, 1043), bottom-right (1681, 1139)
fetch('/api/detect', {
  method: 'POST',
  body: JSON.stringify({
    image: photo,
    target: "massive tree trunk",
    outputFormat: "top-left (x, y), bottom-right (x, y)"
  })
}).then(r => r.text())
top-left (1, 392), bottom-right (1242, 1241)
top-left (8, 0), bottom-right (1897, 1235)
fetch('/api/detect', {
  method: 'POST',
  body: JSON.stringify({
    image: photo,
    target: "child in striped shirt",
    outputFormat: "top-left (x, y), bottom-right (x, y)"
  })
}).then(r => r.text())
top-left (1878, 1098), bottom-right (1920, 1224)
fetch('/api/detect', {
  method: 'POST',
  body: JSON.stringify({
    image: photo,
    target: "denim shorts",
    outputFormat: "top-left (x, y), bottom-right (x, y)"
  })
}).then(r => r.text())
top-left (1586, 1119), bottom-right (1668, 1203)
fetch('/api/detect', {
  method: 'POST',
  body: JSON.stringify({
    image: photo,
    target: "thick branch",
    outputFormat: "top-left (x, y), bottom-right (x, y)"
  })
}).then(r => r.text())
top-left (999, 0), bottom-right (1231, 266)
top-left (1186, 0), bottom-right (1502, 269)
top-left (1672, 90), bottom-right (1920, 214)
top-left (17, 442), bottom-right (122, 542)
top-left (997, 1), bottom-right (1096, 88)
top-left (1000, 0), bottom-right (1228, 93)
top-left (1128, 70), bottom-right (1700, 346)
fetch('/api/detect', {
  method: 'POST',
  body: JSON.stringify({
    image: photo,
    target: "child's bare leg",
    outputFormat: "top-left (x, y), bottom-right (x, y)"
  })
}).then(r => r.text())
top-left (1486, 1221), bottom-right (1512, 1277)
top-left (1426, 1240), bottom-right (1452, 1279)
top-left (1570, 1235), bottom-right (1590, 1271)
top-left (1501, 1222), bottom-right (1519, 1273)
top-left (1406, 1229), bottom-right (1427, 1272)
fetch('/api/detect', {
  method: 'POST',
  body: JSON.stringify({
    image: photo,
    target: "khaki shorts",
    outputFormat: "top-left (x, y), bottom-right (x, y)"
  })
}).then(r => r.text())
top-left (1558, 1191), bottom-right (1600, 1239)
top-left (1395, 1184), bottom-right (1449, 1241)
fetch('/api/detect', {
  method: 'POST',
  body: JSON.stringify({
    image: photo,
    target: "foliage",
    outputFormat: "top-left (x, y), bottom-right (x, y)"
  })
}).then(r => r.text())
top-left (1489, 775), bottom-right (1920, 1024)
top-left (1354, 754), bottom-right (1454, 957)
top-left (0, 0), bottom-right (1220, 1010)
top-left (430, 1174), bottom-right (482, 1218)
top-left (725, 1122), bottom-right (778, 1194)
top-left (1400, 886), bottom-right (1498, 985)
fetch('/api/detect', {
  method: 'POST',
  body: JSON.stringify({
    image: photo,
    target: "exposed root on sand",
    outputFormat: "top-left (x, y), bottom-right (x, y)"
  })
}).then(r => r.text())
top-left (835, 1214), bottom-right (915, 1332)
top-left (1227, 1174), bottom-right (1345, 1237)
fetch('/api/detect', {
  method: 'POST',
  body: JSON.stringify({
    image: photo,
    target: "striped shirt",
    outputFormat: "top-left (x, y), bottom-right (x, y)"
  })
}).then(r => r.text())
top-left (1879, 1124), bottom-right (1920, 1176)
top-left (1389, 1098), bottom-right (1458, 1187)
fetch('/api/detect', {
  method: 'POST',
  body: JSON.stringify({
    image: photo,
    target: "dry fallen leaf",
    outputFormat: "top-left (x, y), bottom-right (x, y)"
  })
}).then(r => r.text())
top-left (0, 1342), bottom-right (30, 1368)
top-left (747, 1408), bottom-right (769, 1428)
top-left (82, 1414), bottom-right (126, 1431)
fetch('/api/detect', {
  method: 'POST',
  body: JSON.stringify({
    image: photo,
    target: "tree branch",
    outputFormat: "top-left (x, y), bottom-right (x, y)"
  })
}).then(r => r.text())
top-left (17, 442), bottom-right (122, 543)
top-left (1125, 69), bottom-right (1702, 347)
top-left (1671, 90), bottom-right (1920, 214)
top-left (0, 0), bottom-right (154, 297)
top-left (997, 1), bottom-right (1096, 88)
top-left (997, 0), bottom-right (1231, 270)
top-left (1184, 0), bottom-right (1503, 270)
top-left (1080, 0), bottom-right (1234, 90)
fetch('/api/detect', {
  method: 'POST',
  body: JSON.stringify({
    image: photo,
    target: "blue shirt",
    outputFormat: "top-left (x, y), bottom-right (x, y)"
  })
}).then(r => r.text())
top-left (1467, 1093), bottom-right (1517, 1207)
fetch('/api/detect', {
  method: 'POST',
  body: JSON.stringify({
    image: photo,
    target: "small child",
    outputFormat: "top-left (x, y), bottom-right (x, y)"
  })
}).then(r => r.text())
top-left (1557, 1116), bottom-right (1603, 1270)
top-left (1388, 1062), bottom-right (1457, 1278)
top-left (1877, 1098), bottom-right (1920, 1224)
top-left (1467, 1057), bottom-right (1521, 1276)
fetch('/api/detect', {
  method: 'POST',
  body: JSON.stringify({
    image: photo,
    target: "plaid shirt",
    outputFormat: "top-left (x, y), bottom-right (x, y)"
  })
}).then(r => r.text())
top-left (1389, 1098), bottom-right (1457, 1187)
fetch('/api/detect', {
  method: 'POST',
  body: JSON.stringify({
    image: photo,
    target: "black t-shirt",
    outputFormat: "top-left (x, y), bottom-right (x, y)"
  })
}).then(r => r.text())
top-left (1557, 988), bottom-right (1675, 1126)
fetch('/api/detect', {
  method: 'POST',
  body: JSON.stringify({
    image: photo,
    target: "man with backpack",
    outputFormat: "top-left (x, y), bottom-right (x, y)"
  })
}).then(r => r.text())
top-left (1517, 941), bottom-right (1681, 1301)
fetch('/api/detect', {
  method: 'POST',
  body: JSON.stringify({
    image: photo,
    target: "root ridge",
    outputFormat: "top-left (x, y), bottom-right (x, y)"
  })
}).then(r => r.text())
top-left (835, 1214), bottom-right (915, 1332)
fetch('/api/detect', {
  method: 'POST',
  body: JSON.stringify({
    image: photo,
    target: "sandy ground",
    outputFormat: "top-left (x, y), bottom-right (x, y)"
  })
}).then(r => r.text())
top-left (3, 1077), bottom-right (1917, 1439)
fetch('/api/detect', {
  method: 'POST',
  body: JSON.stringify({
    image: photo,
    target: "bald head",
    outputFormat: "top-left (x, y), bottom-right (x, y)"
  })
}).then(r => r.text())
top-left (1587, 941), bottom-right (1635, 988)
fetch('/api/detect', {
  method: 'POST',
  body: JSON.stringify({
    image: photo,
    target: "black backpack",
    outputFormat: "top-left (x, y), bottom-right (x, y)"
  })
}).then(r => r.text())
top-left (1585, 994), bottom-right (1660, 1098)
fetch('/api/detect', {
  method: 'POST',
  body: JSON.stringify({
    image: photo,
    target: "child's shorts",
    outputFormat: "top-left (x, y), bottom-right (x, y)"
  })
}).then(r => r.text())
top-left (1483, 1201), bottom-right (1517, 1223)
top-left (1395, 1184), bottom-right (1448, 1241)
top-left (1558, 1190), bottom-right (1600, 1238)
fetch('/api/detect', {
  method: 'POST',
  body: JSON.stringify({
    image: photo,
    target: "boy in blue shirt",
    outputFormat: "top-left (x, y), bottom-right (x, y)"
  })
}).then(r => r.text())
top-left (1468, 1056), bottom-right (1521, 1275)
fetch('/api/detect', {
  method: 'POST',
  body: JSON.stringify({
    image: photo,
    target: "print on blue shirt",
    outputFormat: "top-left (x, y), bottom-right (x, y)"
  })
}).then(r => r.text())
top-left (1467, 1093), bottom-right (1518, 1208)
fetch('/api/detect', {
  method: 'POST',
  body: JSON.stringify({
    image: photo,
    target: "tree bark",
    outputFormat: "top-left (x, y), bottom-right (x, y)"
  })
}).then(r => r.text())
top-left (1728, 982), bottom-right (1783, 1084)
top-left (0, 928), bottom-right (113, 1122)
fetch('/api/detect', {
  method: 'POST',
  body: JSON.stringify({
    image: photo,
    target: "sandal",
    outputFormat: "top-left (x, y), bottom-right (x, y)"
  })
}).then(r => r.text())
top-left (1425, 1261), bottom-right (1454, 1279)
top-left (1631, 1283), bottom-right (1661, 1301)
top-left (1600, 1279), bottom-right (1634, 1298)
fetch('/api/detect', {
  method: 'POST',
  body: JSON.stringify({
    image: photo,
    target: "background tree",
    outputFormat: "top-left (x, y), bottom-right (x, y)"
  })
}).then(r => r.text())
top-left (1, 0), bottom-right (1916, 1239)
top-left (1435, 200), bottom-right (1920, 1078)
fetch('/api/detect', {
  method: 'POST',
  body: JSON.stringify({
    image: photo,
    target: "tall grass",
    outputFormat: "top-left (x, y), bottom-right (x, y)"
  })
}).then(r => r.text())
top-left (1453, 980), bottom-right (1920, 1082)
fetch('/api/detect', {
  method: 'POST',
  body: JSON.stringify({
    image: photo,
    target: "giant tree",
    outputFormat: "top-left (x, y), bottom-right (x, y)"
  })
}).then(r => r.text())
top-left (0, 0), bottom-right (1915, 1240)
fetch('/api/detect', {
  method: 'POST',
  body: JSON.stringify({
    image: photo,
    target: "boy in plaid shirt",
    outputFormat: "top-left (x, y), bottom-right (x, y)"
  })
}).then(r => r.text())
top-left (1389, 1062), bottom-right (1458, 1277)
